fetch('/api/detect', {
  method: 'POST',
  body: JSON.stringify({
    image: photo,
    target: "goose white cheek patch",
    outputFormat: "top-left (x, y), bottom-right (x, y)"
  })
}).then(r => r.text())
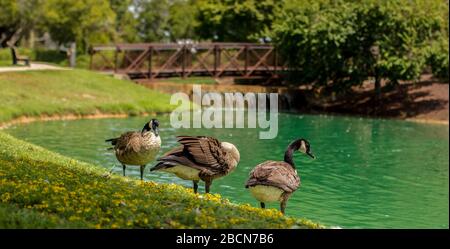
top-left (169, 85), bottom-right (279, 139)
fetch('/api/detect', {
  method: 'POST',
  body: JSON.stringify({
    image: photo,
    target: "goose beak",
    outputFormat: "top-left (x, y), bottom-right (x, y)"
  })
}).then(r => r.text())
top-left (307, 151), bottom-right (315, 159)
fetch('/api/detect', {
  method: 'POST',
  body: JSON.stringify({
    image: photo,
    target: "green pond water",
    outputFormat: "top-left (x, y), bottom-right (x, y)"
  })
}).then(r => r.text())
top-left (4, 113), bottom-right (449, 228)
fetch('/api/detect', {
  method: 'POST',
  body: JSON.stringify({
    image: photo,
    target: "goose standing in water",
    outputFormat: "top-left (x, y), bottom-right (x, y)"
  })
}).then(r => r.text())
top-left (245, 138), bottom-right (314, 215)
top-left (106, 119), bottom-right (161, 180)
top-left (150, 136), bottom-right (240, 194)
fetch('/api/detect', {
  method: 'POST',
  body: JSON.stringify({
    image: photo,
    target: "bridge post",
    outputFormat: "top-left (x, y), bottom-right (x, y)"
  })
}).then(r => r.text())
top-left (274, 48), bottom-right (278, 75)
top-left (148, 46), bottom-right (153, 79)
top-left (181, 45), bottom-right (186, 79)
top-left (214, 45), bottom-right (221, 77)
top-left (89, 52), bottom-right (93, 70)
top-left (114, 46), bottom-right (118, 73)
top-left (244, 45), bottom-right (249, 76)
top-left (88, 46), bottom-right (94, 70)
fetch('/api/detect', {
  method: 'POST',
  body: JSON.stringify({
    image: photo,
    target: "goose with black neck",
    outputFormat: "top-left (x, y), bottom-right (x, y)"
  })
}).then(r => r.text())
top-left (245, 138), bottom-right (315, 214)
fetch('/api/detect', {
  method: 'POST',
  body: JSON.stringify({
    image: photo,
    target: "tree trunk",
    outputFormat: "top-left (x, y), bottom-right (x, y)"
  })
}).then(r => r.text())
top-left (68, 42), bottom-right (76, 68)
top-left (5, 27), bottom-right (23, 47)
top-left (27, 29), bottom-right (35, 49)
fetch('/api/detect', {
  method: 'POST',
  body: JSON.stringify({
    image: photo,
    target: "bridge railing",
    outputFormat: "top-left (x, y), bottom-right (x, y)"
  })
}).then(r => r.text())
top-left (89, 43), bottom-right (287, 79)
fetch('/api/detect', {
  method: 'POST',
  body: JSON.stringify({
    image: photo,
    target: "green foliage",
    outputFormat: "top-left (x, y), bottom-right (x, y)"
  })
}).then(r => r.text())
top-left (135, 0), bottom-right (199, 42)
top-left (0, 0), bottom-right (45, 47)
top-left (271, 0), bottom-right (449, 89)
top-left (135, 0), bottom-right (171, 42)
top-left (0, 203), bottom-right (77, 228)
top-left (196, 0), bottom-right (281, 42)
top-left (0, 0), bottom-right (18, 27)
top-left (0, 132), bottom-right (321, 228)
top-left (2, 0), bottom-right (448, 85)
top-left (168, 0), bottom-right (199, 41)
top-left (42, 0), bottom-right (116, 52)
top-left (0, 70), bottom-right (175, 122)
top-left (0, 47), bottom-right (68, 66)
top-left (425, 36), bottom-right (449, 80)
top-left (109, 0), bottom-right (139, 42)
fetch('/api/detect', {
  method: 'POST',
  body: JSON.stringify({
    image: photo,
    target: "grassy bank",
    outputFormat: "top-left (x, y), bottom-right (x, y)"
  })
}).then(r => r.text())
top-left (0, 132), bottom-right (320, 228)
top-left (0, 69), bottom-right (320, 228)
top-left (0, 69), bottom-right (175, 123)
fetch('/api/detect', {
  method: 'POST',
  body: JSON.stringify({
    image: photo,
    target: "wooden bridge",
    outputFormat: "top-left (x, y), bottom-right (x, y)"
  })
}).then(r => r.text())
top-left (89, 43), bottom-right (287, 80)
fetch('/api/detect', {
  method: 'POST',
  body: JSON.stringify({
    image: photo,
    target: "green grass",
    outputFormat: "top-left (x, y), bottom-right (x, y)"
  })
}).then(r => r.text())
top-left (0, 69), bottom-right (175, 122)
top-left (0, 203), bottom-right (78, 228)
top-left (0, 68), bottom-right (320, 228)
top-left (0, 61), bottom-right (14, 66)
top-left (0, 132), bottom-right (321, 228)
top-left (0, 61), bottom-right (27, 67)
top-left (158, 76), bottom-right (217, 85)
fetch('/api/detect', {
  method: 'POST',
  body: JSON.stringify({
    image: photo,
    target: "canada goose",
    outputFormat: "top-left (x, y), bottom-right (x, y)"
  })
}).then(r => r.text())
top-left (150, 136), bottom-right (240, 194)
top-left (245, 138), bottom-right (314, 215)
top-left (105, 119), bottom-right (161, 180)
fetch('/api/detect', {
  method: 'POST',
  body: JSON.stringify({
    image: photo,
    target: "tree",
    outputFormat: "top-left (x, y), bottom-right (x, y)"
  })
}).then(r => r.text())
top-left (135, 0), bottom-right (171, 42)
top-left (168, 0), bottom-right (199, 41)
top-left (270, 0), bottom-right (449, 102)
top-left (42, 0), bottom-right (116, 53)
top-left (195, 0), bottom-right (282, 42)
top-left (109, 0), bottom-right (139, 43)
top-left (0, 0), bottom-right (45, 47)
top-left (135, 0), bottom-right (198, 42)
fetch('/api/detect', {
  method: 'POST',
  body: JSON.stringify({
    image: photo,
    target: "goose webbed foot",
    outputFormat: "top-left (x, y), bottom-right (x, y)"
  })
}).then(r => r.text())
top-left (260, 202), bottom-right (265, 209)
top-left (140, 165), bottom-right (146, 180)
top-left (193, 180), bottom-right (199, 194)
top-left (204, 179), bottom-right (212, 194)
top-left (280, 200), bottom-right (287, 215)
top-left (280, 193), bottom-right (290, 215)
top-left (122, 164), bottom-right (126, 176)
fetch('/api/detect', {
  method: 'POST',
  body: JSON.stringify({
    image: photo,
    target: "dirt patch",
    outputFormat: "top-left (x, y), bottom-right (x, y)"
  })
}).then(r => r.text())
top-left (306, 75), bottom-right (448, 124)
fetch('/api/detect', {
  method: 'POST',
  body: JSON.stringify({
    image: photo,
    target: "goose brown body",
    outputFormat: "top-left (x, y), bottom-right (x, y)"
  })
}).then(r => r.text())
top-left (245, 138), bottom-right (314, 214)
top-left (106, 119), bottom-right (161, 180)
top-left (113, 131), bottom-right (161, 166)
top-left (151, 136), bottom-right (240, 193)
top-left (246, 161), bottom-right (300, 194)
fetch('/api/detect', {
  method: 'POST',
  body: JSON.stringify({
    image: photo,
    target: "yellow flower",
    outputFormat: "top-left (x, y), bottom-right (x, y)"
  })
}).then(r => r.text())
top-left (1, 193), bottom-right (11, 202)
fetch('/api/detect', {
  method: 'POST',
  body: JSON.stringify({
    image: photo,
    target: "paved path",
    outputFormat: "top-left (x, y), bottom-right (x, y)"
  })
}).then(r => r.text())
top-left (0, 63), bottom-right (67, 72)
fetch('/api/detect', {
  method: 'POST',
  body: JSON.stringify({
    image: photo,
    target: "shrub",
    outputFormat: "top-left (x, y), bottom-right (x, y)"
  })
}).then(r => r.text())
top-left (271, 0), bottom-right (449, 90)
top-left (425, 37), bottom-right (449, 81)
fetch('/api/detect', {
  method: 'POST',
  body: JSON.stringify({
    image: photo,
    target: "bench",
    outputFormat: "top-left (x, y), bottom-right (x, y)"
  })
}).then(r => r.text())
top-left (10, 47), bottom-right (30, 66)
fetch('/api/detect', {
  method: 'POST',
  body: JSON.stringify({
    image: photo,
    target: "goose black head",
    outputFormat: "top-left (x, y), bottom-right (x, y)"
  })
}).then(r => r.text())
top-left (297, 139), bottom-right (315, 159)
top-left (298, 139), bottom-right (316, 159)
top-left (284, 138), bottom-right (315, 168)
top-left (142, 119), bottom-right (160, 136)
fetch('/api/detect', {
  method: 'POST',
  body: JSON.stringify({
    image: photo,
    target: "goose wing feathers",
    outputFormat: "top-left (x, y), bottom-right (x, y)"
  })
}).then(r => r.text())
top-left (152, 136), bottom-right (227, 173)
top-left (177, 136), bottom-right (226, 169)
top-left (109, 132), bottom-right (142, 154)
top-left (246, 161), bottom-right (300, 193)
